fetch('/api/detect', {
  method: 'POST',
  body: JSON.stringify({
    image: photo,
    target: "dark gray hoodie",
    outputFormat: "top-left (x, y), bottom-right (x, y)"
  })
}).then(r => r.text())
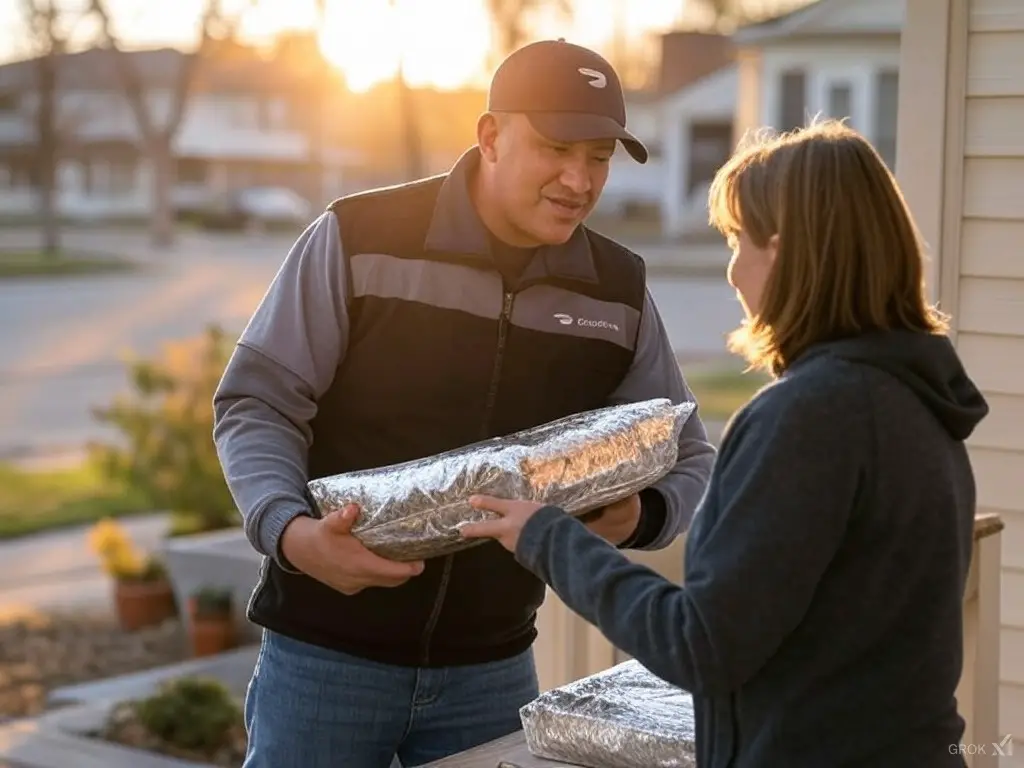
top-left (515, 329), bottom-right (988, 768)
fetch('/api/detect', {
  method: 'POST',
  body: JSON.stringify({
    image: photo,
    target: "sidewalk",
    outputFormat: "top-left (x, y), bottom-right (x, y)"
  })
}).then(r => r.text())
top-left (0, 514), bottom-right (170, 618)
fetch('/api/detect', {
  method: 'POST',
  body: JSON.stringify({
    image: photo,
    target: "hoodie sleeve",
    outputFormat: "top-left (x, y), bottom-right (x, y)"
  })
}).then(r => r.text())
top-left (607, 288), bottom-right (716, 550)
top-left (514, 377), bottom-right (867, 696)
top-left (213, 212), bottom-right (349, 570)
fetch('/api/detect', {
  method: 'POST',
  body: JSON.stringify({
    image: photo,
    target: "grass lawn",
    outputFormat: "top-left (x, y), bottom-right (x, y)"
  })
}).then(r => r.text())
top-left (0, 250), bottom-right (138, 279)
top-left (685, 366), bottom-right (771, 421)
top-left (0, 461), bottom-right (150, 541)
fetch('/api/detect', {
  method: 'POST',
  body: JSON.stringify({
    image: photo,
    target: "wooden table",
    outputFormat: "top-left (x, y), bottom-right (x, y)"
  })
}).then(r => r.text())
top-left (424, 731), bottom-right (574, 767)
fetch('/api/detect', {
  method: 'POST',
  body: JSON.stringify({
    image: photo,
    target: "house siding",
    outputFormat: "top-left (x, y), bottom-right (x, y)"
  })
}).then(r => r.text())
top-left (954, 0), bottom-right (1024, 753)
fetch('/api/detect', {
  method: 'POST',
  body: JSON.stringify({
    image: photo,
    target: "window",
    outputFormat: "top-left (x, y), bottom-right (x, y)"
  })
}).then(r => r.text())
top-left (828, 83), bottom-right (853, 122)
top-left (688, 122), bottom-right (734, 196)
top-left (874, 70), bottom-right (899, 170)
top-left (778, 70), bottom-right (806, 131)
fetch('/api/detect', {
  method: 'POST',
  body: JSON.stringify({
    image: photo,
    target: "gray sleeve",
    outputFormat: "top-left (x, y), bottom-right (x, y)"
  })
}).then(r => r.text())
top-left (213, 211), bottom-right (348, 569)
top-left (608, 288), bottom-right (717, 550)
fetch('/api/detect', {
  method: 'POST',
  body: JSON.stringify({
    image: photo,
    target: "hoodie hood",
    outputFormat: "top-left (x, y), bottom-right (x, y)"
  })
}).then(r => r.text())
top-left (793, 330), bottom-right (989, 440)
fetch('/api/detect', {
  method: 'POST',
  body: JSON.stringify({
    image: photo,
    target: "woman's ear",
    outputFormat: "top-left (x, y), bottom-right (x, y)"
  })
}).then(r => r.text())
top-left (767, 234), bottom-right (780, 263)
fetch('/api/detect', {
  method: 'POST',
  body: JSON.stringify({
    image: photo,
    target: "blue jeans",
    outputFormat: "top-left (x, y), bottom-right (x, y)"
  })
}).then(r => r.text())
top-left (242, 630), bottom-right (540, 767)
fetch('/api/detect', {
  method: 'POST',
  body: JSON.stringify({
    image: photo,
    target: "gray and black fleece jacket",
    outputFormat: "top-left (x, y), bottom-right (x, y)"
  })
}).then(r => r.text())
top-left (212, 148), bottom-right (716, 666)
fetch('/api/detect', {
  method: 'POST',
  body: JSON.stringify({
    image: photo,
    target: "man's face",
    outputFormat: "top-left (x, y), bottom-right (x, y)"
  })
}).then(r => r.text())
top-left (479, 113), bottom-right (615, 246)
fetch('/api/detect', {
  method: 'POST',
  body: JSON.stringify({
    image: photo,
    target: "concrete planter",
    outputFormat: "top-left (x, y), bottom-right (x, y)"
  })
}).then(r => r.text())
top-left (4, 647), bottom-right (261, 768)
top-left (18, 701), bottom-right (216, 767)
top-left (160, 528), bottom-right (263, 644)
top-left (47, 646), bottom-right (259, 709)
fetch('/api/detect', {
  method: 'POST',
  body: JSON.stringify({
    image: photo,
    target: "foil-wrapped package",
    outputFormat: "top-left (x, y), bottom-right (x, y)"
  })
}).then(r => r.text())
top-left (520, 659), bottom-right (697, 768)
top-left (306, 398), bottom-right (694, 561)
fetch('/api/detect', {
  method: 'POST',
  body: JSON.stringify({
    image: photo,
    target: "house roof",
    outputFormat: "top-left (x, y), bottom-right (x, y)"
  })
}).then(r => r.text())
top-left (661, 63), bottom-right (738, 121)
top-left (732, 0), bottom-right (904, 45)
top-left (0, 43), bottom-right (334, 95)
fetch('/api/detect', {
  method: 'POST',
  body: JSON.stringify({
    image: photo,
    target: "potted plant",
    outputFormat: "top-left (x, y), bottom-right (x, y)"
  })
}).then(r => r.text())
top-left (88, 518), bottom-right (176, 631)
top-left (187, 586), bottom-right (235, 657)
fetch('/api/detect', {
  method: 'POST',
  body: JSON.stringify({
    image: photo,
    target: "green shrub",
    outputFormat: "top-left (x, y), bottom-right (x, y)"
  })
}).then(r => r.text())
top-left (133, 676), bottom-right (241, 753)
top-left (90, 324), bottom-right (238, 534)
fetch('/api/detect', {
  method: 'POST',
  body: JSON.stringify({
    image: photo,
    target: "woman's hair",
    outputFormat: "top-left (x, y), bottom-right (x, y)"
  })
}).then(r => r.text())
top-left (707, 118), bottom-right (949, 377)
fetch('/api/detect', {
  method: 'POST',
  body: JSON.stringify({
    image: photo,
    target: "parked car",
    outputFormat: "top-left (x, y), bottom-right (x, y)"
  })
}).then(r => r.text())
top-left (198, 186), bottom-right (313, 231)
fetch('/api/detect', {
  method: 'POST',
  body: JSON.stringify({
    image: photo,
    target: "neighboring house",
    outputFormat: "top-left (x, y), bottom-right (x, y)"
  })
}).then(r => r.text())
top-left (654, 31), bottom-right (738, 239)
top-left (0, 47), bottom-right (358, 221)
top-left (658, 62), bottom-right (737, 238)
top-left (594, 31), bottom-right (738, 237)
top-left (898, 0), bottom-right (1024, 764)
top-left (731, 0), bottom-right (903, 170)
top-left (593, 89), bottom-right (664, 218)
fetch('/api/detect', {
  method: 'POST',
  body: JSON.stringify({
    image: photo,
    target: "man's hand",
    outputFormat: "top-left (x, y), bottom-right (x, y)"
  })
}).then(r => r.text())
top-left (280, 505), bottom-right (425, 596)
top-left (581, 494), bottom-right (642, 545)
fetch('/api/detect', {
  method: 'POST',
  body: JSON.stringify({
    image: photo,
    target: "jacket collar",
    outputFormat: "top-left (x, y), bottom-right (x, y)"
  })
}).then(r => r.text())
top-left (423, 146), bottom-right (599, 284)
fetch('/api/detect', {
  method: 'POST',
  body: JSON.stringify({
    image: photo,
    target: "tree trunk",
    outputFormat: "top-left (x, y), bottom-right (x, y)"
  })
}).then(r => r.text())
top-left (38, 162), bottom-right (60, 257)
top-left (36, 44), bottom-right (60, 258)
top-left (149, 140), bottom-right (175, 248)
top-left (396, 68), bottom-right (425, 180)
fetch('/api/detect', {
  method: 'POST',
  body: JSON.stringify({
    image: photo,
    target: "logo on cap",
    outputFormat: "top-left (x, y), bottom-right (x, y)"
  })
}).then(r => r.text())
top-left (577, 67), bottom-right (607, 89)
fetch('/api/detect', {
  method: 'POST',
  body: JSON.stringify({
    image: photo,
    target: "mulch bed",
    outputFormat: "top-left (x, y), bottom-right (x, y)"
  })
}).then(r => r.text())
top-left (0, 609), bottom-right (189, 720)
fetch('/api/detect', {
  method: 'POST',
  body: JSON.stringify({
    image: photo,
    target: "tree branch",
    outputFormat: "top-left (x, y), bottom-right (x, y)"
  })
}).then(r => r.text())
top-left (86, 0), bottom-right (155, 140)
top-left (86, 0), bottom-right (258, 143)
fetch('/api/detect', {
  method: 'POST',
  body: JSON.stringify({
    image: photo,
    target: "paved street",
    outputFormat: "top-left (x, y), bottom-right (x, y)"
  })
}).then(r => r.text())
top-left (0, 226), bottom-right (741, 461)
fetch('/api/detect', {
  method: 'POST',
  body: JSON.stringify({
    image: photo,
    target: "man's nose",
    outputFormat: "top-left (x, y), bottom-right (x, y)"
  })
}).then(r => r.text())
top-left (559, 158), bottom-right (591, 195)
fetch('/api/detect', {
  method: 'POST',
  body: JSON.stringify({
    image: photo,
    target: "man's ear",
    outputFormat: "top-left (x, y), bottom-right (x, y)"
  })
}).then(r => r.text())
top-left (477, 112), bottom-right (501, 162)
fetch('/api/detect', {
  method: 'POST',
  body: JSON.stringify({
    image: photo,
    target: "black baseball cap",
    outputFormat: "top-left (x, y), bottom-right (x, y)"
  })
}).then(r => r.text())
top-left (487, 39), bottom-right (648, 164)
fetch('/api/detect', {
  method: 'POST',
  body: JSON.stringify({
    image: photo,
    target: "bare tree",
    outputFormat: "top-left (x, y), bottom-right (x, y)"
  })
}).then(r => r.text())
top-left (86, 0), bottom-right (256, 247)
top-left (487, 0), bottom-right (573, 62)
top-left (18, 0), bottom-right (84, 257)
top-left (384, 0), bottom-right (425, 181)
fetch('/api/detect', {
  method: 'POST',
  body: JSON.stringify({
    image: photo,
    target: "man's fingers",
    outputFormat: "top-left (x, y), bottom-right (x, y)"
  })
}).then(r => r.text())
top-left (459, 519), bottom-right (507, 539)
top-left (468, 494), bottom-right (512, 515)
top-left (323, 504), bottom-right (360, 535)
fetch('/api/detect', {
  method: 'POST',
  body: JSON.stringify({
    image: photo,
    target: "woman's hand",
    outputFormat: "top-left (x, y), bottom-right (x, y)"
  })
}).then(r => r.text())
top-left (459, 495), bottom-right (548, 553)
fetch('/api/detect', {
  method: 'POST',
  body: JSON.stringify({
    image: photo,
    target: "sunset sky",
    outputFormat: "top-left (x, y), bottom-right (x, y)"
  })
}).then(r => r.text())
top-left (0, 0), bottom-right (686, 92)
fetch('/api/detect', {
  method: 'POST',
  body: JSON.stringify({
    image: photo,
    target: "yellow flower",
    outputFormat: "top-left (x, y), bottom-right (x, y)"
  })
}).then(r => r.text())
top-left (88, 518), bottom-right (145, 580)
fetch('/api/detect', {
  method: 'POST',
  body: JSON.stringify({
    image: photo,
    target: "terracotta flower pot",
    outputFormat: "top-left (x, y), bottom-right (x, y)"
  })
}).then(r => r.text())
top-left (190, 616), bottom-right (236, 657)
top-left (113, 578), bottom-right (176, 632)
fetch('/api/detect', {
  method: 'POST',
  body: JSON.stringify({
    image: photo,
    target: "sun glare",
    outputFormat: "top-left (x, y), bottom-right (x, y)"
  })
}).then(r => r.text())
top-left (319, 0), bottom-right (492, 93)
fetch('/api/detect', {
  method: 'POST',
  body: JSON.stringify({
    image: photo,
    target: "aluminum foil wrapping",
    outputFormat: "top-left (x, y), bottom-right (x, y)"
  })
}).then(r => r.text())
top-left (520, 659), bottom-right (697, 768)
top-left (306, 398), bottom-right (695, 561)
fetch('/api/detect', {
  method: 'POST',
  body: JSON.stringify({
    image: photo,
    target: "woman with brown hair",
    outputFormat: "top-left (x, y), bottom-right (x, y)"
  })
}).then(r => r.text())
top-left (461, 120), bottom-right (990, 767)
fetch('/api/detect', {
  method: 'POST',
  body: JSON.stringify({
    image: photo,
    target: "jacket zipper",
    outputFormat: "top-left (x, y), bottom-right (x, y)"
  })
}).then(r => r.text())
top-left (480, 290), bottom-right (515, 437)
top-left (419, 288), bottom-right (516, 665)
